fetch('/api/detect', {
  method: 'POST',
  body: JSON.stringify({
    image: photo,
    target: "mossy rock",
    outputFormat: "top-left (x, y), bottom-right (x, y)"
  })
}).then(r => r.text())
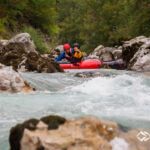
top-left (9, 118), bottom-right (39, 150)
top-left (9, 115), bottom-right (66, 150)
top-left (40, 115), bottom-right (66, 130)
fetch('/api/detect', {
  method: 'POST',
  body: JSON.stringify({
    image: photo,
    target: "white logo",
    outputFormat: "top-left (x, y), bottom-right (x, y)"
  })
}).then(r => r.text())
top-left (137, 131), bottom-right (150, 142)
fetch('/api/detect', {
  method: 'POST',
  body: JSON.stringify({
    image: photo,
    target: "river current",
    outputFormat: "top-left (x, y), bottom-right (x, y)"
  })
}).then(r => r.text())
top-left (0, 69), bottom-right (150, 150)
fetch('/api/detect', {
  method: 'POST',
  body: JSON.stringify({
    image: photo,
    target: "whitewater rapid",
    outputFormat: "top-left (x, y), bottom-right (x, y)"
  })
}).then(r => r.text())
top-left (0, 69), bottom-right (150, 150)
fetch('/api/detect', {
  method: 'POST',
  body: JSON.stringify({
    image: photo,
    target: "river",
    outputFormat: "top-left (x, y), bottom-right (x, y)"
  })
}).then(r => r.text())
top-left (0, 69), bottom-right (150, 150)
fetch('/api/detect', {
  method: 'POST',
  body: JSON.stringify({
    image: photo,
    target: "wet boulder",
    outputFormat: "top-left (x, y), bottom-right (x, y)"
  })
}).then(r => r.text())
top-left (0, 33), bottom-right (63, 73)
top-left (9, 115), bottom-right (150, 150)
top-left (75, 71), bottom-right (104, 78)
top-left (122, 36), bottom-right (150, 71)
top-left (0, 63), bottom-right (34, 93)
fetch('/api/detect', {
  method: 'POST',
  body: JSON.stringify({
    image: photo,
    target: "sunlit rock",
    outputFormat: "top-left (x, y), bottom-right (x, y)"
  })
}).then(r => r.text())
top-left (122, 36), bottom-right (150, 71)
top-left (9, 116), bottom-right (150, 150)
top-left (0, 63), bottom-right (34, 93)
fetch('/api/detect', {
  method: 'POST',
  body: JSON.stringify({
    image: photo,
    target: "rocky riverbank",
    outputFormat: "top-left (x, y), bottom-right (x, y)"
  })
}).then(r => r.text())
top-left (50, 36), bottom-right (150, 72)
top-left (1, 33), bottom-right (150, 72)
top-left (9, 115), bottom-right (150, 150)
top-left (122, 36), bottom-right (150, 71)
top-left (0, 33), bottom-right (64, 93)
top-left (0, 33), bottom-right (63, 73)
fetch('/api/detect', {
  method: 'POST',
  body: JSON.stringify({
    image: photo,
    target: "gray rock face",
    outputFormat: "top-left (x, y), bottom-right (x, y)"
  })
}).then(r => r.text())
top-left (122, 36), bottom-right (150, 71)
top-left (0, 33), bottom-right (63, 73)
top-left (82, 51), bottom-right (88, 58)
top-left (50, 45), bottom-right (64, 59)
top-left (89, 45), bottom-right (122, 61)
top-left (112, 46), bottom-right (122, 60)
top-left (5, 33), bottom-right (37, 54)
top-left (0, 63), bottom-right (34, 93)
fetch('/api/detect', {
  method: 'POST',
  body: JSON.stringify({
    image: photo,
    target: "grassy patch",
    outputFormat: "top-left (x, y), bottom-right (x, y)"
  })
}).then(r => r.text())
top-left (22, 26), bottom-right (49, 54)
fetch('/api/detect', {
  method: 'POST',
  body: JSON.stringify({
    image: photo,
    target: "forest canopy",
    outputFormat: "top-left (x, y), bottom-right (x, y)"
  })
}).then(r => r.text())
top-left (0, 0), bottom-right (150, 53)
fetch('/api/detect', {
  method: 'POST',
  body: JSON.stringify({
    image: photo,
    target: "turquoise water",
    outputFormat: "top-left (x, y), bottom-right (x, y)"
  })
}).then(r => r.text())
top-left (0, 69), bottom-right (150, 150)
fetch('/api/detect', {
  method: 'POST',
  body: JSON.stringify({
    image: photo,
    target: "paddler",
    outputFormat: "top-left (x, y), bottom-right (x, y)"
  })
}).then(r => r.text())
top-left (56, 43), bottom-right (83, 63)
top-left (72, 43), bottom-right (83, 63)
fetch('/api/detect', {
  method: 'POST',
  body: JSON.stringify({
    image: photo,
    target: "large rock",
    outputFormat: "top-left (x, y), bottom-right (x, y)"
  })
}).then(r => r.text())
top-left (0, 63), bottom-right (34, 93)
top-left (0, 39), bottom-right (9, 47)
top-left (0, 33), bottom-right (63, 73)
top-left (9, 115), bottom-right (150, 150)
top-left (112, 46), bottom-right (122, 60)
top-left (122, 36), bottom-right (150, 71)
top-left (50, 45), bottom-right (64, 59)
top-left (89, 45), bottom-right (122, 61)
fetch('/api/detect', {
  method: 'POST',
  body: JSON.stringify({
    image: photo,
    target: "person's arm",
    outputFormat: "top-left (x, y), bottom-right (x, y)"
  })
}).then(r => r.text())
top-left (56, 52), bottom-right (65, 62)
top-left (72, 48), bottom-right (75, 54)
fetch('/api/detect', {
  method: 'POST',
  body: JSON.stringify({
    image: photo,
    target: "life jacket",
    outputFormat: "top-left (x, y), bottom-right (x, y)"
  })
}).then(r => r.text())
top-left (72, 51), bottom-right (83, 62)
top-left (74, 51), bottom-right (82, 59)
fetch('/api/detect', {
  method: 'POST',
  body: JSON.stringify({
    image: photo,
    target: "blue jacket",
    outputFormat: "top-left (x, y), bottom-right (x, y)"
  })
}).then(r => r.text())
top-left (56, 49), bottom-right (75, 62)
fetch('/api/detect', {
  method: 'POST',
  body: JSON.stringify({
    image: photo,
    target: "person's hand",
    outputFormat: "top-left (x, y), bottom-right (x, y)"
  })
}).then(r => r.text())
top-left (74, 47), bottom-right (80, 52)
top-left (65, 54), bottom-right (70, 58)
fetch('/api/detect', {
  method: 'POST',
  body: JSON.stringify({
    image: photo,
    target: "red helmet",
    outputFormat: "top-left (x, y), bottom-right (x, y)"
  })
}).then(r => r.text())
top-left (63, 44), bottom-right (70, 50)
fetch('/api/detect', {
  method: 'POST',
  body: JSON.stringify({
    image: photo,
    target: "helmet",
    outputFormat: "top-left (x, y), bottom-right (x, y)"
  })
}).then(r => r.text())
top-left (73, 43), bottom-right (80, 49)
top-left (63, 44), bottom-right (70, 50)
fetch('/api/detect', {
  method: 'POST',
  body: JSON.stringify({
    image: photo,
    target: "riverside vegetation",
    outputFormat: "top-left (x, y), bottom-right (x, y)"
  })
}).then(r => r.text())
top-left (0, 0), bottom-right (150, 53)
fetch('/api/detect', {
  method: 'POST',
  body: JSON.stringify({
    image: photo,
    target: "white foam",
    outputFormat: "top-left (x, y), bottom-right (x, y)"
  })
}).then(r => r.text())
top-left (110, 137), bottom-right (129, 150)
top-left (72, 74), bottom-right (150, 101)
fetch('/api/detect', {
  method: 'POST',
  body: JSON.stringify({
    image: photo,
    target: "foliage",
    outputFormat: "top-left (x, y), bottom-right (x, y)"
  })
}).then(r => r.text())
top-left (22, 26), bottom-right (49, 53)
top-left (0, 0), bottom-right (57, 37)
top-left (56, 0), bottom-right (150, 53)
top-left (0, 0), bottom-right (150, 53)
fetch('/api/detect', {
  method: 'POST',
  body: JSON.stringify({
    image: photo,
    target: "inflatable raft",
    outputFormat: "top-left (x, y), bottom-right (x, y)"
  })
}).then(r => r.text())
top-left (58, 59), bottom-right (124, 70)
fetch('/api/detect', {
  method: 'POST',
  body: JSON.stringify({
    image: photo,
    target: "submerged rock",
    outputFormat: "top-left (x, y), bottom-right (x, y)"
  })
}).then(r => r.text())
top-left (9, 115), bottom-right (150, 150)
top-left (0, 33), bottom-right (63, 73)
top-left (75, 71), bottom-right (104, 78)
top-left (0, 63), bottom-right (34, 93)
top-left (122, 36), bottom-right (150, 71)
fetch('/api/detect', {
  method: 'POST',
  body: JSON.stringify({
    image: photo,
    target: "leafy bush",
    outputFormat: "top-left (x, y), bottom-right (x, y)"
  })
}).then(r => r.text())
top-left (0, 0), bottom-right (57, 36)
top-left (22, 26), bottom-right (49, 54)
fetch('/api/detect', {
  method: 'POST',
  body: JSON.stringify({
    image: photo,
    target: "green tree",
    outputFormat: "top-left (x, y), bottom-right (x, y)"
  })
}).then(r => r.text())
top-left (56, 0), bottom-right (150, 53)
